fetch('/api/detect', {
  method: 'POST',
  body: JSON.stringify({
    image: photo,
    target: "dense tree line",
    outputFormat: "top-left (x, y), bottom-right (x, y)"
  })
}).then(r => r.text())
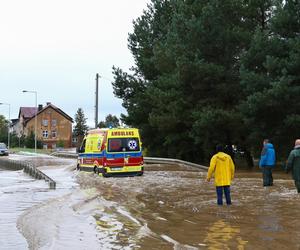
top-left (112, 0), bottom-right (299, 164)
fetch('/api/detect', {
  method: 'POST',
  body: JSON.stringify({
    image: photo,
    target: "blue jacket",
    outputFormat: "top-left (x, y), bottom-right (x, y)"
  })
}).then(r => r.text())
top-left (259, 143), bottom-right (276, 167)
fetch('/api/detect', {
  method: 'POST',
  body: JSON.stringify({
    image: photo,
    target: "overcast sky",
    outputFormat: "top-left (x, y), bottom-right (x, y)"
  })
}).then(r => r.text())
top-left (0, 0), bottom-right (149, 127)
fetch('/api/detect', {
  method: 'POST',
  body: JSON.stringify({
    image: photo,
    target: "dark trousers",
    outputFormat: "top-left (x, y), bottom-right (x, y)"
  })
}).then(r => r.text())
top-left (295, 181), bottom-right (300, 193)
top-left (262, 166), bottom-right (273, 186)
top-left (216, 186), bottom-right (231, 205)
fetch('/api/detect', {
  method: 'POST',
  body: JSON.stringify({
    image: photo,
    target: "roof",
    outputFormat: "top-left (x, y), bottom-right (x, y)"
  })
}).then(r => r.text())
top-left (26, 103), bottom-right (73, 123)
top-left (18, 107), bottom-right (38, 119)
top-left (10, 118), bottom-right (19, 125)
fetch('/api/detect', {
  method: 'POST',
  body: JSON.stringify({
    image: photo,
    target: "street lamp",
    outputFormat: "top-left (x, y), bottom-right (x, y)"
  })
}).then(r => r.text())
top-left (0, 103), bottom-right (11, 149)
top-left (22, 90), bottom-right (37, 153)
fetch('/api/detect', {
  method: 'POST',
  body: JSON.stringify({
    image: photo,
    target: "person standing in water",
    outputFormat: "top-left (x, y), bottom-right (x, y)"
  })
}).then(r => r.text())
top-left (259, 139), bottom-right (276, 186)
top-left (286, 139), bottom-right (300, 193)
top-left (207, 144), bottom-right (235, 205)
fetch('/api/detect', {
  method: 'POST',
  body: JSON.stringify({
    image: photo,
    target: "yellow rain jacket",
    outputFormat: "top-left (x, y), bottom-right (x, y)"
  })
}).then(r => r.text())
top-left (207, 152), bottom-right (235, 186)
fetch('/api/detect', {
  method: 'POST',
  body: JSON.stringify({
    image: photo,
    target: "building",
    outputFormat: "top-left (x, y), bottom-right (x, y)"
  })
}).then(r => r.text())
top-left (13, 103), bottom-right (73, 149)
top-left (14, 107), bottom-right (38, 138)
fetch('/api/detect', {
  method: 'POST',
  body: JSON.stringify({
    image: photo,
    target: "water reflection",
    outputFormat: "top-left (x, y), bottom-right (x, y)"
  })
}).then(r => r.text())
top-left (204, 220), bottom-right (247, 250)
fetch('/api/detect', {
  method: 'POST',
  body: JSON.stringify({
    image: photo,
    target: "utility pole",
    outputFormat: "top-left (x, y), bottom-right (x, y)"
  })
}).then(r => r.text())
top-left (95, 73), bottom-right (100, 128)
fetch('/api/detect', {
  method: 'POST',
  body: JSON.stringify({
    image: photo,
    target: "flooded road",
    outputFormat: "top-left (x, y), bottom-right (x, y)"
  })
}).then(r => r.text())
top-left (0, 169), bottom-right (37, 249)
top-left (1, 154), bottom-right (300, 249)
top-left (1, 154), bottom-right (105, 250)
top-left (77, 165), bottom-right (300, 250)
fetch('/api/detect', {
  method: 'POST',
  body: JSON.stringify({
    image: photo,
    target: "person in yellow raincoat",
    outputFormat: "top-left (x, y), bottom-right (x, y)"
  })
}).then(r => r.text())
top-left (207, 144), bottom-right (235, 205)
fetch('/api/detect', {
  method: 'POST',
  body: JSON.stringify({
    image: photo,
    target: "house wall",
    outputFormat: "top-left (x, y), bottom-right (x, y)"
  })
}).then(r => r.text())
top-left (12, 120), bottom-right (23, 138)
top-left (25, 107), bottom-right (72, 149)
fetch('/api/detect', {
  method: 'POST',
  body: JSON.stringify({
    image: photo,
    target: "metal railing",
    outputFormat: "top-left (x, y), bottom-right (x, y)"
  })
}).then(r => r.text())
top-left (51, 151), bottom-right (208, 171)
top-left (144, 157), bottom-right (208, 170)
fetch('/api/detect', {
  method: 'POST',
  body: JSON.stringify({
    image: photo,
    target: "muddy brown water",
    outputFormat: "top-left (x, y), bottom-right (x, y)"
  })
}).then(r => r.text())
top-left (77, 164), bottom-right (300, 250)
top-left (2, 154), bottom-right (300, 249)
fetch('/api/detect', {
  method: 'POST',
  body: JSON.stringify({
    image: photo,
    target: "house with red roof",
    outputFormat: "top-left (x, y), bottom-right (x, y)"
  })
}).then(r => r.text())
top-left (13, 102), bottom-right (73, 149)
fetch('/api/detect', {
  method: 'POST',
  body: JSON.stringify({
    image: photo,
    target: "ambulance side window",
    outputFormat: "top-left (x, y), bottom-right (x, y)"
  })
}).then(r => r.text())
top-left (78, 139), bottom-right (86, 153)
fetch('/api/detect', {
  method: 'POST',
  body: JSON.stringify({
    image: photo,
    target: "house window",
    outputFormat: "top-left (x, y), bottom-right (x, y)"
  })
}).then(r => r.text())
top-left (52, 130), bottom-right (57, 138)
top-left (42, 130), bottom-right (48, 138)
top-left (42, 119), bottom-right (48, 126)
top-left (51, 119), bottom-right (57, 127)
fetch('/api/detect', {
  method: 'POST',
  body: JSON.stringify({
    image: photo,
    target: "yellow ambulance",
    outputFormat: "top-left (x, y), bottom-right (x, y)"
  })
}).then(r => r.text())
top-left (77, 128), bottom-right (144, 176)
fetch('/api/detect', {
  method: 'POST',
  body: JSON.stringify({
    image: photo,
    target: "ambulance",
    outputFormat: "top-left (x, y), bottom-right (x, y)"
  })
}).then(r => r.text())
top-left (77, 128), bottom-right (144, 176)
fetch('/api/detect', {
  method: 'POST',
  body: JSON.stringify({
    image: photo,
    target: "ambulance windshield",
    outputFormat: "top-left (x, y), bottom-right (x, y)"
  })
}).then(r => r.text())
top-left (108, 138), bottom-right (140, 152)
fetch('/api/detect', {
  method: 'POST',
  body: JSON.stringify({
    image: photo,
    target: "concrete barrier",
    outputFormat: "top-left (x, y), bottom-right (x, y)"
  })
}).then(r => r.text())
top-left (0, 157), bottom-right (56, 189)
top-left (52, 152), bottom-right (208, 171)
top-left (50, 151), bottom-right (77, 159)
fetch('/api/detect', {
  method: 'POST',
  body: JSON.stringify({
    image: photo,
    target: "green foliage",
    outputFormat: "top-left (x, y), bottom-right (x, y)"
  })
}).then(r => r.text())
top-left (73, 108), bottom-right (88, 137)
top-left (98, 114), bottom-right (120, 128)
top-left (112, 0), bottom-right (300, 164)
top-left (57, 140), bottom-right (65, 148)
top-left (10, 132), bottom-right (25, 148)
top-left (24, 131), bottom-right (42, 149)
top-left (192, 107), bottom-right (244, 161)
top-left (240, 0), bottom-right (300, 158)
top-left (0, 115), bottom-right (8, 143)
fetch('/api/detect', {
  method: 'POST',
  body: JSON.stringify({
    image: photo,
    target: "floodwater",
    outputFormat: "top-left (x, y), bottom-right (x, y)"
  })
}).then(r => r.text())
top-left (1, 154), bottom-right (105, 250)
top-left (1, 153), bottom-right (300, 249)
top-left (76, 165), bottom-right (300, 250)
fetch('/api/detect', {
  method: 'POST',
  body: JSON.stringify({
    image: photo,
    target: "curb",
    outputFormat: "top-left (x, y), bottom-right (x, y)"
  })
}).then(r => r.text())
top-left (0, 158), bottom-right (56, 189)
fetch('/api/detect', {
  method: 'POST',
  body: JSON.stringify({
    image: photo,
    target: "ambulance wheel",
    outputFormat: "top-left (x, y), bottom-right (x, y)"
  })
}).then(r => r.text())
top-left (93, 166), bottom-right (98, 174)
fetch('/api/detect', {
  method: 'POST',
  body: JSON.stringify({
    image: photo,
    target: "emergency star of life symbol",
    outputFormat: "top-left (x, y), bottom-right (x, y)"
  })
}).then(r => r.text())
top-left (128, 140), bottom-right (137, 150)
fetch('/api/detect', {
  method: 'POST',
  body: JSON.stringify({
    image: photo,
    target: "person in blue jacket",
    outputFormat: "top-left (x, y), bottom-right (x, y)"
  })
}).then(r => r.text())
top-left (259, 139), bottom-right (276, 186)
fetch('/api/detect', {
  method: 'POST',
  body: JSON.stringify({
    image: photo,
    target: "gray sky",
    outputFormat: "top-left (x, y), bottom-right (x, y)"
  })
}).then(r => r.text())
top-left (0, 0), bottom-right (149, 127)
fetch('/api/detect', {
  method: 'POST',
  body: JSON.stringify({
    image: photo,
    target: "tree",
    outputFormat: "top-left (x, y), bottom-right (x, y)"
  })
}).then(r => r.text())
top-left (98, 114), bottom-right (120, 128)
top-left (73, 108), bottom-right (88, 137)
top-left (240, 0), bottom-right (300, 158)
top-left (0, 115), bottom-right (8, 144)
top-left (112, 0), bottom-right (253, 162)
top-left (112, 0), bottom-right (297, 164)
top-left (24, 131), bottom-right (42, 149)
top-left (112, 0), bottom-right (174, 157)
top-left (10, 132), bottom-right (25, 148)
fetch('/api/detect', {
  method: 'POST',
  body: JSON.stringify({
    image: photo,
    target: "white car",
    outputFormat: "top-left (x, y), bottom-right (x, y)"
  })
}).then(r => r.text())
top-left (0, 143), bottom-right (9, 156)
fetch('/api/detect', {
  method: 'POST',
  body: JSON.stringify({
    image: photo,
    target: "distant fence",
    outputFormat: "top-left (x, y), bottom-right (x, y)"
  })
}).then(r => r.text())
top-left (0, 158), bottom-right (56, 189)
top-left (51, 152), bottom-right (208, 171)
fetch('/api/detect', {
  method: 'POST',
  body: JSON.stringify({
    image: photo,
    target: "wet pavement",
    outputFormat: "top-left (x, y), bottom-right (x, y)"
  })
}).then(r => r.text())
top-left (0, 154), bottom-right (300, 249)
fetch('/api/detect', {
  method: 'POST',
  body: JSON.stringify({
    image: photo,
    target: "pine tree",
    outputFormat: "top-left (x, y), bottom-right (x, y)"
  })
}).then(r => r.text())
top-left (240, 0), bottom-right (300, 158)
top-left (112, 0), bottom-right (298, 163)
top-left (112, 0), bottom-right (250, 162)
top-left (73, 108), bottom-right (88, 137)
top-left (98, 114), bottom-right (120, 128)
